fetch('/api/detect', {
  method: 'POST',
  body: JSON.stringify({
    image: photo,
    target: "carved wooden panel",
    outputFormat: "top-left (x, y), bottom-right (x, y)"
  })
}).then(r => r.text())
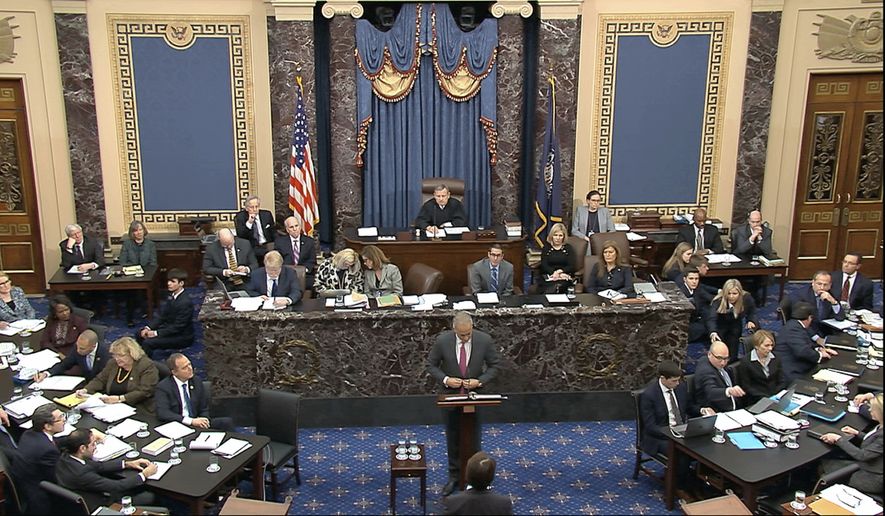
top-left (805, 112), bottom-right (844, 202)
top-left (0, 242), bottom-right (36, 272)
top-left (855, 111), bottom-right (883, 201)
top-left (796, 229), bottom-right (831, 260)
top-left (0, 120), bottom-right (25, 213)
top-left (844, 228), bottom-right (879, 259)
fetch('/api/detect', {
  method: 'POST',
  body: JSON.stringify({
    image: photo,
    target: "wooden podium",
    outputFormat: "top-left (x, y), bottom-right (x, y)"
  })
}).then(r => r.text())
top-left (436, 394), bottom-right (504, 490)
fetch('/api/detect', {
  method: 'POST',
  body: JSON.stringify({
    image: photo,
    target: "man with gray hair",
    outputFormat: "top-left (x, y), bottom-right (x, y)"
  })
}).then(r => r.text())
top-left (59, 223), bottom-right (105, 272)
top-left (415, 184), bottom-right (468, 234)
top-left (202, 227), bottom-right (258, 291)
top-left (234, 195), bottom-right (275, 263)
top-left (428, 312), bottom-right (501, 496)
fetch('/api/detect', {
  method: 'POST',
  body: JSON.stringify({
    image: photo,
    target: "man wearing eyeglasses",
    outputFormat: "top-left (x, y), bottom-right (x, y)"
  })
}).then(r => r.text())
top-left (572, 191), bottom-right (616, 254)
top-left (775, 302), bottom-right (838, 382)
top-left (693, 341), bottom-right (746, 413)
top-left (468, 244), bottom-right (514, 296)
top-left (830, 253), bottom-right (874, 311)
top-left (10, 404), bottom-right (64, 513)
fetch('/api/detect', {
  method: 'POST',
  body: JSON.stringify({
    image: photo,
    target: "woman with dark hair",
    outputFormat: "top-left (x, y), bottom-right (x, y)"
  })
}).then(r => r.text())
top-left (39, 294), bottom-right (88, 356)
top-left (360, 245), bottom-right (403, 297)
top-left (118, 220), bottom-right (157, 326)
top-left (585, 240), bottom-right (634, 295)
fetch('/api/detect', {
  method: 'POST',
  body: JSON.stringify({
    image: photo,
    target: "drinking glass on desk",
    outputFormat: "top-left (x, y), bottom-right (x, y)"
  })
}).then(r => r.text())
top-left (68, 406), bottom-right (81, 425)
top-left (11, 386), bottom-right (22, 400)
top-left (173, 438), bottom-right (185, 454)
top-left (125, 442), bottom-right (139, 459)
top-left (136, 423), bottom-right (150, 438)
top-left (785, 433), bottom-right (799, 449)
top-left (835, 384), bottom-right (849, 403)
top-left (19, 330), bottom-right (32, 354)
top-left (168, 449), bottom-right (181, 466)
top-left (826, 380), bottom-right (836, 393)
top-left (712, 428), bottom-right (726, 444)
top-left (791, 491), bottom-right (806, 511)
top-left (120, 496), bottom-right (135, 515)
top-left (814, 391), bottom-right (826, 404)
top-left (207, 454), bottom-right (220, 473)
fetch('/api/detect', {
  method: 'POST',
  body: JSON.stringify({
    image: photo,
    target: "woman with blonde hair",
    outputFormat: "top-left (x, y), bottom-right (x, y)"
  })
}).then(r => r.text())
top-left (77, 337), bottom-right (159, 415)
top-left (662, 242), bottom-right (694, 282)
top-left (315, 248), bottom-right (365, 294)
top-left (0, 271), bottom-right (36, 327)
top-left (537, 222), bottom-right (576, 294)
top-left (736, 329), bottom-right (786, 405)
top-left (361, 245), bottom-right (403, 297)
top-left (709, 278), bottom-right (758, 362)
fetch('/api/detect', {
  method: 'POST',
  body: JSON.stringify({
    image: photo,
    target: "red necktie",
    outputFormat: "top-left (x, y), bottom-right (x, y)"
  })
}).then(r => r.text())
top-left (458, 342), bottom-right (468, 393)
top-left (840, 276), bottom-right (850, 302)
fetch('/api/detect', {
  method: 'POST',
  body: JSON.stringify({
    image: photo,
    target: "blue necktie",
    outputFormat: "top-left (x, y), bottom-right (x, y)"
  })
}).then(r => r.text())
top-left (181, 383), bottom-right (194, 417)
top-left (817, 296), bottom-right (826, 320)
top-left (271, 279), bottom-right (278, 297)
top-left (490, 267), bottom-right (499, 292)
top-left (719, 368), bottom-right (732, 387)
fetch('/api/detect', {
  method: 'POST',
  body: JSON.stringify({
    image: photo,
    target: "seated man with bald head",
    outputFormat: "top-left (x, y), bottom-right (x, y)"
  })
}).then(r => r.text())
top-left (731, 210), bottom-right (774, 258)
top-left (676, 208), bottom-right (724, 254)
top-left (202, 227), bottom-right (258, 292)
top-left (35, 329), bottom-right (109, 383)
top-left (693, 341), bottom-right (746, 413)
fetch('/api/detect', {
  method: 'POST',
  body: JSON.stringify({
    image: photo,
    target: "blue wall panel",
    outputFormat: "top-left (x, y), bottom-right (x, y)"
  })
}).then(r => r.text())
top-left (608, 34), bottom-right (710, 206)
top-left (131, 37), bottom-right (236, 212)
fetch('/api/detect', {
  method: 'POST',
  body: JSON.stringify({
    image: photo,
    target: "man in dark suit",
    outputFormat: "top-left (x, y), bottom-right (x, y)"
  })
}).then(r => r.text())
top-left (246, 250), bottom-right (302, 306)
top-left (674, 268), bottom-right (715, 343)
top-left (676, 208), bottom-right (724, 254)
top-left (415, 184), bottom-right (468, 235)
top-left (10, 404), bottom-right (64, 514)
top-left (640, 361), bottom-right (712, 457)
top-left (234, 195), bottom-right (275, 263)
top-left (730, 210), bottom-right (774, 258)
top-left (468, 244), bottom-right (514, 296)
top-left (56, 429), bottom-right (157, 510)
top-left (156, 353), bottom-right (233, 431)
top-left (830, 253), bottom-right (875, 311)
top-left (789, 271), bottom-right (846, 342)
top-left (275, 215), bottom-right (317, 289)
top-left (59, 223), bottom-right (105, 272)
top-left (0, 408), bottom-right (18, 458)
top-left (693, 341), bottom-right (746, 412)
top-left (775, 302), bottom-right (838, 382)
top-left (428, 312), bottom-right (501, 496)
top-left (34, 329), bottom-right (109, 383)
top-left (202, 228), bottom-right (258, 292)
top-left (136, 268), bottom-right (194, 359)
top-left (443, 451), bottom-right (513, 515)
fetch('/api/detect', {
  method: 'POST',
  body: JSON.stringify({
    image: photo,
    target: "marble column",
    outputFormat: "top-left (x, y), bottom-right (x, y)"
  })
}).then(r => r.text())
top-left (492, 16), bottom-right (525, 224)
top-left (55, 14), bottom-right (107, 239)
top-left (267, 18), bottom-right (317, 226)
top-left (732, 12), bottom-right (781, 226)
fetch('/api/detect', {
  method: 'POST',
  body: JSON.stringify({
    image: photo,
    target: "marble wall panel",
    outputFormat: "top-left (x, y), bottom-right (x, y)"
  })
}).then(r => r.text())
top-left (55, 14), bottom-right (107, 240)
top-left (536, 17), bottom-right (581, 229)
top-left (493, 16), bottom-right (525, 224)
top-left (328, 16), bottom-right (361, 248)
top-left (267, 18), bottom-right (317, 228)
top-left (732, 12), bottom-right (781, 226)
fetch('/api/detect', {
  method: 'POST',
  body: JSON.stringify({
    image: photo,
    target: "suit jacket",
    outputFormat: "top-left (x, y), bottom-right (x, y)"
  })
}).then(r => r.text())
top-left (675, 277), bottom-right (715, 342)
top-left (834, 426), bottom-right (883, 495)
top-left (48, 342), bottom-right (110, 381)
top-left (427, 329), bottom-right (501, 393)
top-left (39, 314), bottom-right (88, 356)
top-left (84, 356), bottom-right (159, 415)
top-left (59, 235), bottom-right (105, 269)
top-left (775, 319), bottom-right (823, 382)
top-left (829, 271), bottom-right (875, 311)
top-left (202, 237), bottom-right (258, 290)
top-left (56, 453), bottom-right (145, 511)
top-left (676, 224), bottom-right (724, 254)
top-left (709, 293), bottom-right (758, 350)
top-left (274, 234), bottom-right (318, 273)
top-left (571, 205), bottom-right (616, 252)
top-left (117, 238), bottom-right (158, 266)
top-left (468, 258), bottom-right (514, 296)
top-left (0, 286), bottom-right (36, 322)
top-left (415, 198), bottom-right (468, 229)
top-left (736, 352), bottom-right (787, 405)
top-left (585, 263), bottom-right (633, 294)
top-left (790, 285), bottom-right (845, 336)
top-left (693, 358), bottom-right (742, 412)
top-left (364, 263), bottom-right (404, 297)
top-left (11, 430), bottom-right (60, 513)
top-left (730, 223), bottom-right (774, 258)
top-left (247, 266), bottom-right (303, 302)
top-left (314, 260), bottom-right (364, 294)
top-left (444, 488), bottom-right (514, 515)
top-left (640, 379), bottom-right (698, 456)
top-left (234, 209), bottom-right (276, 249)
top-left (149, 290), bottom-right (194, 340)
top-left (155, 376), bottom-right (210, 424)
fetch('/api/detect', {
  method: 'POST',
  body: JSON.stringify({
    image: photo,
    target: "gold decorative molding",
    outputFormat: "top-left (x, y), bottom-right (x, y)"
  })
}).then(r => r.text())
top-left (814, 11), bottom-right (883, 63)
top-left (0, 88), bottom-right (14, 101)
top-left (0, 16), bottom-right (20, 64)
top-left (265, 0), bottom-right (317, 21)
top-left (320, 1), bottom-right (363, 19)
top-left (0, 224), bottom-right (31, 236)
top-left (491, 0), bottom-right (533, 18)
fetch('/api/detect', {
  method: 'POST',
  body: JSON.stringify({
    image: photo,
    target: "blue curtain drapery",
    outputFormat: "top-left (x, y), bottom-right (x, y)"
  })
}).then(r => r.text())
top-left (356, 3), bottom-right (497, 228)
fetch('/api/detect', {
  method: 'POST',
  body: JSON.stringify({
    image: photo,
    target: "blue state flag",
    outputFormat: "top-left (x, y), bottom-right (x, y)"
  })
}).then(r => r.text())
top-left (533, 79), bottom-right (562, 248)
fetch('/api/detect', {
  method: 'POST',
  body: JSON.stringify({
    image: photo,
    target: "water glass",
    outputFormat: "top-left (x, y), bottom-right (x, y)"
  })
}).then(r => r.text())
top-left (791, 490), bottom-right (806, 511)
top-left (785, 433), bottom-right (799, 449)
top-left (68, 406), bottom-right (81, 425)
top-left (173, 438), bottom-right (186, 454)
top-left (856, 345), bottom-right (869, 365)
top-left (20, 331), bottom-right (32, 354)
top-left (168, 449), bottom-right (181, 465)
top-left (120, 496), bottom-right (135, 515)
top-left (408, 439), bottom-right (419, 455)
top-left (566, 285), bottom-right (576, 299)
top-left (125, 442), bottom-right (139, 459)
top-left (396, 440), bottom-right (407, 454)
top-left (712, 428), bottom-right (726, 444)
top-left (207, 454), bottom-right (220, 473)
top-left (835, 384), bottom-right (849, 403)
top-left (814, 391), bottom-right (825, 404)
top-left (826, 380), bottom-right (836, 393)
top-left (11, 386), bottom-right (22, 400)
top-left (136, 423), bottom-right (150, 438)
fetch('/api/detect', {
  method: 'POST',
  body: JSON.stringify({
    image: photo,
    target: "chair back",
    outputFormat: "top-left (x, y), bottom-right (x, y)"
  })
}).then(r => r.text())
top-left (566, 235), bottom-right (588, 277)
top-left (285, 264), bottom-right (311, 299)
top-left (40, 480), bottom-right (91, 515)
top-left (0, 448), bottom-right (25, 514)
top-left (403, 263), bottom-right (444, 295)
top-left (421, 177), bottom-right (465, 204)
top-left (581, 255), bottom-right (601, 290)
top-left (88, 324), bottom-right (108, 346)
top-left (589, 231), bottom-right (630, 260)
top-left (777, 296), bottom-right (791, 325)
top-left (154, 359), bottom-right (171, 380)
top-left (631, 389), bottom-right (645, 449)
top-left (257, 388), bottom-right (301, 447)
top-left (70, 306), bottom-right (94, 325)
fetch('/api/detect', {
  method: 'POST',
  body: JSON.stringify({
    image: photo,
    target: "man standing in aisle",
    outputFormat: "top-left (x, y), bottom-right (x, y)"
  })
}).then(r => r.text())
top-left (427, 312), bottom-right (500, 497)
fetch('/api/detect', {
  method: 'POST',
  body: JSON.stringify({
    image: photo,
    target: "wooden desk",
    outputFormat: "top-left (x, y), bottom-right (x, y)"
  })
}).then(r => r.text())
top-left (704, 259), bottom-right (788, 301)
top-left (390, 444), bottom-right (426, 515)
top-left (47, 266), bottom-right (159, 319)
top-left (343, 226), bottom-right (525, 295)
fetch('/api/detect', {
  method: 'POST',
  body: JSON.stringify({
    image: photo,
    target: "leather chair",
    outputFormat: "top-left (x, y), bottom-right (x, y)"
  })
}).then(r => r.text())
top-left (40, 480), bottom-right (90, 515)
top-left (421, 177), bottom-right (465, 205)
top-left (71, 306), bottom-right (94, 326)
top-left (257, 388), bottom-right (302, 500)
top-left (631, 388), bottom-right (666, 482)
top-left (284, 264), bottom-right (312, 299)
top-left (403, 263), bottom-right (443, 295)
top-left (154, 359), bottom-right (171, 381)
top-left (88, 323), bottom-right (108, 346)
top-left (0, 448), bottom-right (25, 514)
top-left (566, 235), bottom-right (589, 283)
top-left (589, 231), bottom-right (649, 275)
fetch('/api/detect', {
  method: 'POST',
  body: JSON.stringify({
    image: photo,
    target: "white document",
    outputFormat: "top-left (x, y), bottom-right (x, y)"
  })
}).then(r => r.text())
top-left (78, 394), bottom-right (107, 410)
top-left (411, 303), bottom-right (434, 311)
top-left (445, 227), bottom-right (470, 235)
top-left (324, 298), bottom-right (336, 307)
top-left (213, 438), bottom-right (252, 458)
top-left (16, 349), bottom-right (61, 371)
top-left (67, 265), bottom-right (84, 273)
top-left (597, 289), bottom-right (627, 301)
top-left (107, 418), bottom-right (147, 439)
top-left (756, 410), bottom-right (800, 432)
top-left (476, 293), bottom-right (499, 304)
top-left (3, 394), bottom-right (54, 418)
top-left (88, 403), bottom-right (137, 423)
top-left (0, 327), bottom-right (20, 336)
top-left (724, 409), bottom-right (756, 427)
top-left (147, 462), bottom-right (172, 481)
top-left (545, 294), bottom-right (571, 303)
top-left (705, 253), bottom-right (742, 264)
top-left (626, 232), bottom-right (646, 242)
top-left (812, 369), bottom-right (854, 385)
top-left (452, 301), bottom-right (477, 310)
top-left (425, 228), bottom-right (446, 238)
top-left (823, 318), bottom-right (856, 331)
top-left (643, 292), bottom-right (667, 303)
top-left (189, 432), bottom-right (225, 450)
top-left (401, 295), bottom-right (420, 306)
top-left (356, 226), bottom-right (379, 237)
top-left (714, 414), bottom-right (744, 432)
top-left (155, 421), bottom-right (195, 440)
top-left (261, 299), bottom-right (286, 310)
top-left (31, 375), bottom-right (85, 391)
top-left (10, 319), bottom-right (46, 332)
top-left (344, 294), bottom-right (368, 308)
top-left (420, 294), bottom-right (447, 306)
top-left (614, 223), bottom-right (631, 231)
top-left (820, 484), bottom-right (883, 515)
top-left (93, 435), bottom-right (132, 462)
top-left (231, 297), bottom-right (263, 312)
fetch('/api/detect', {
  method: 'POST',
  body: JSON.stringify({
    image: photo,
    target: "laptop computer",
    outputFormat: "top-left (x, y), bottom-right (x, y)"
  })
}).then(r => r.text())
top-left (671, 415), bottom-right (717, 438)
top-left (217, 276), bottom-right (250, 300)
top-left (748, 386), bottom-right (797, 415)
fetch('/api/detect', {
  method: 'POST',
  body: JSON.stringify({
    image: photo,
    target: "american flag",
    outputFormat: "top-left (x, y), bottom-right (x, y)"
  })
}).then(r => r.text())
top-left (289, 76), bottom-right (319, 235)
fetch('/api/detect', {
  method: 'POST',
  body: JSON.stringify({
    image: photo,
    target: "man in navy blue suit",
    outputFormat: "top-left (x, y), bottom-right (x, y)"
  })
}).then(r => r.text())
top-left (34, 329), bottom-right (109, 383)
top-left (789, 271), bottom-right (845, 343)
top-left (640, 361), bottom-right (714, 457)
top-left (693, 341), bottom-right (747, 412)
top-left (234, 195), bottom-right (276, 263)
top-left (246, 250), bottom-right (302, 306)
top-left (156, 353), bottom-right (233, 431)
top-left (275, 215), bottom-right (317, 290)
top-left (775, 302), bottom-right (839, 382)
top-left (136, 268), bottom-right (194, 358)
top-left (10, 404), bottom-right (64, 514)
top-left (830, 253), bottom-right (875, 311)
top-left (676, 208), bottom-right (724, 254)
top-left (675, 268), bottom-right (715, 344)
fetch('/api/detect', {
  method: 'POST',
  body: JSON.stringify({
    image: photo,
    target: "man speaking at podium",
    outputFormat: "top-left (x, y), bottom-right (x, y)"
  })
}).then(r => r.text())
top-left (427, 312), bottom-right (501, 496)
top-left (415, 184), bottom-right (468, 235)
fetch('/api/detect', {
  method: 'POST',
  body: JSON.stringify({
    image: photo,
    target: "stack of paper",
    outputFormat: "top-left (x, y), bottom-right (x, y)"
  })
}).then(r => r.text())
top-left (812, 369), bottom-right (854, 385)
top-left (142, 437), bottom-right (173, 456)
top-left (32, 375), bottom-right (85, 391)
top-left (376, 294), bottom-right (401, 307)
top-left (9, 319), bottom-right (47, 332)
top-left (122, 265), bottom-right (144, 276)
top-left (88, 403), bottom-right (137, 423)
top-left (147, 462), bottom-right (172, 480)
top-left (231, 297), bottom-right (263, 312)
top-left (344, 293), bottom-right (368, 308)
top-left (597, 289), bottom-right (627, 301)
top-left (17, 349), bottom-right (61, 371)
top-left (545, 294), bottom-right (571, 304)
top-left (213, 438), bottom-right (252, 459)
top-left (706, 253), bottom-right (742, 264)
top-left (626, 232), bottom-right (646, 242)
top-left (155, 421), bottom-right (195, 440)
top-left (53, 392), bottom-right (87, 408)
top-left (819, 484), bottom-right (883, 515)
top-left (3, 394), bottom-right (54, 418)
top-left (189, 432), bottom-right (225, 450)
top-left (106, 418), bottom-right (146, 439)
top-left (93, 435), bottom-right (132, 462)
top-left (356, 226), bottom-right (378, 237)
top-left (715, 409), bottom-right (757, 431)
top-left (452, 301), bottom-right (477, 310)
top-left (476, 293), bottom-right (499, 304)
